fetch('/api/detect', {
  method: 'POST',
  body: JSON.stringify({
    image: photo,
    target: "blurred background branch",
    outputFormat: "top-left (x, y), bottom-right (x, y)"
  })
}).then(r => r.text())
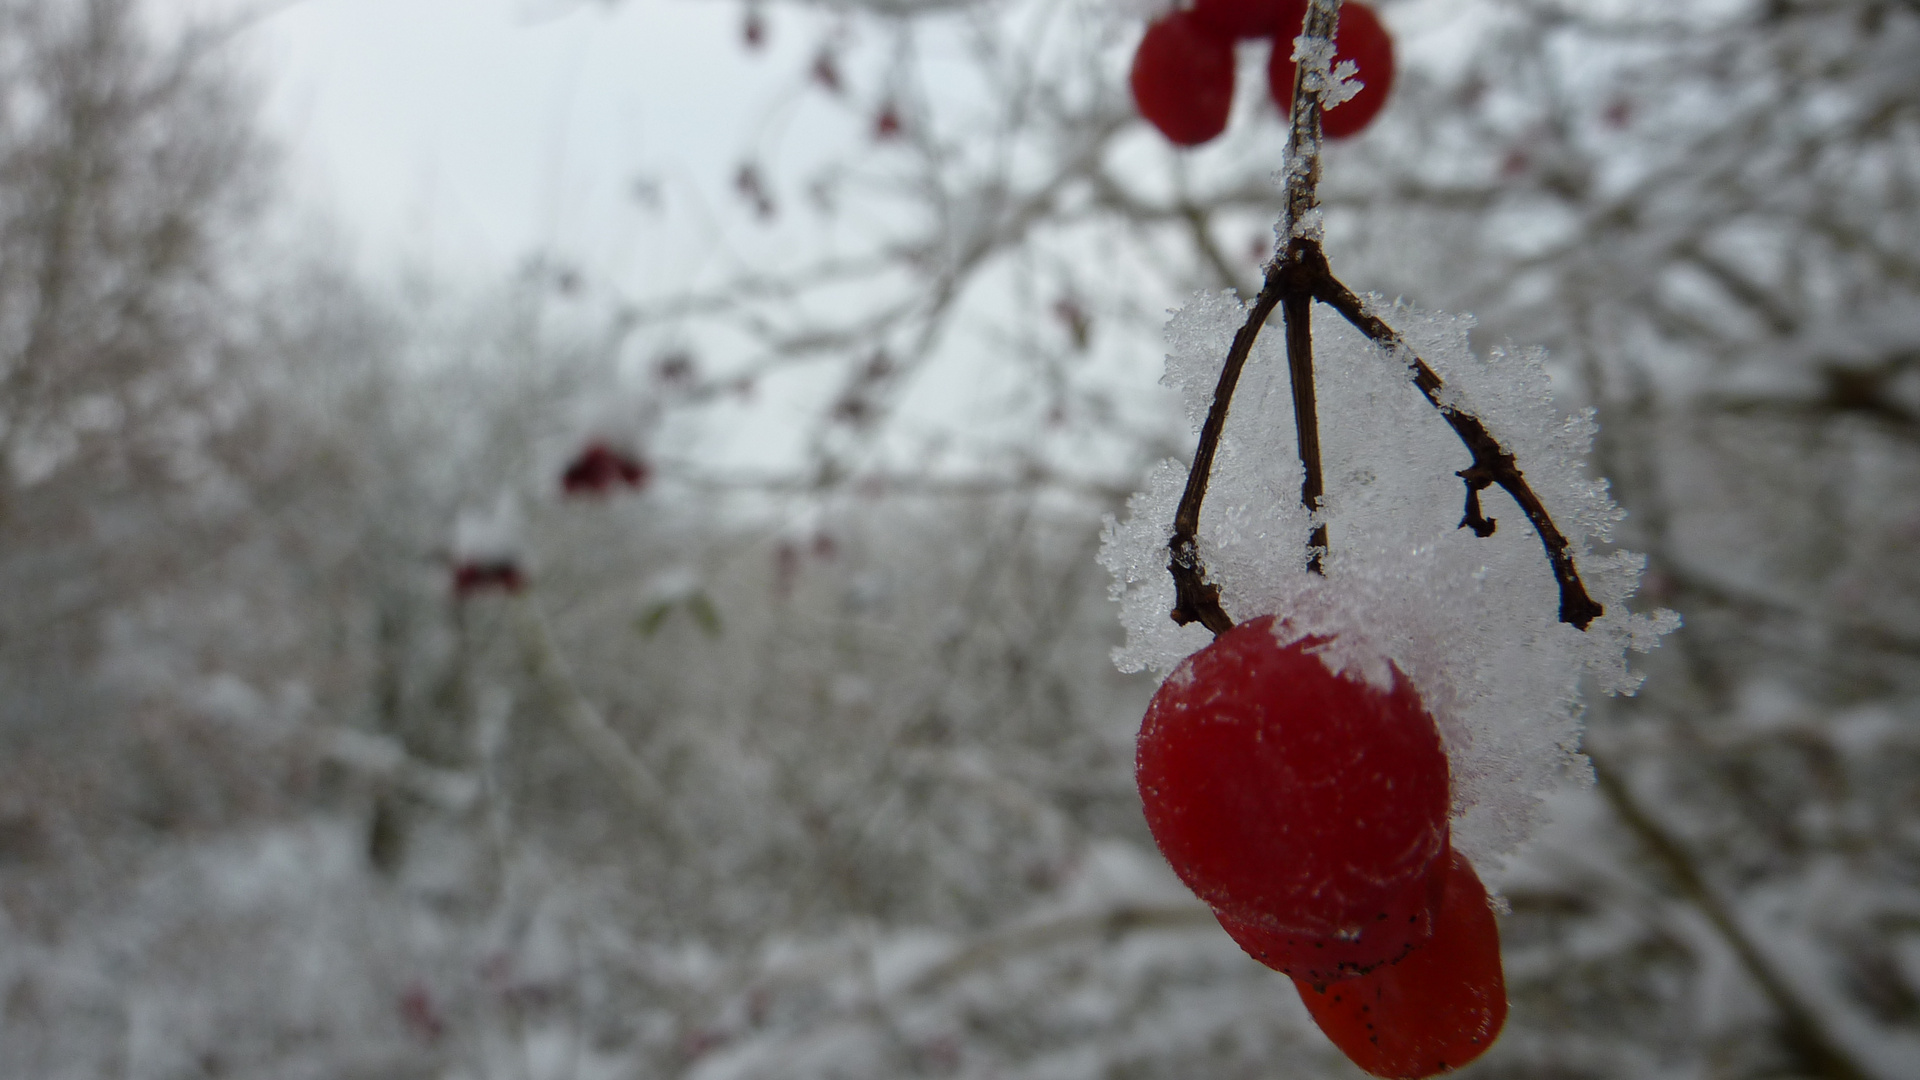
top-left (0, 0), bottom-right (1915, 1078)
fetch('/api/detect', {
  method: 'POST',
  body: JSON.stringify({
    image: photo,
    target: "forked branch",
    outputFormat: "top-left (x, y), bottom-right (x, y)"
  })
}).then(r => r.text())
top-left (1165, 0), bottom-right (1602, 634)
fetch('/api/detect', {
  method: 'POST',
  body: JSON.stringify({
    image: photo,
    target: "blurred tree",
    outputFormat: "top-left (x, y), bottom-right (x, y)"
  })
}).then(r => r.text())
top-left (0, 0), bottom-right (270, 802)
top-left (0, 1), bottom-right (1915, 1079)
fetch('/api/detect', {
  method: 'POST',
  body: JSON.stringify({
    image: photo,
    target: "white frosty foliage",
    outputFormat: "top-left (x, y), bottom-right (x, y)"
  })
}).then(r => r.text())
top-left (1098, 292), bottom-right (1679, 868)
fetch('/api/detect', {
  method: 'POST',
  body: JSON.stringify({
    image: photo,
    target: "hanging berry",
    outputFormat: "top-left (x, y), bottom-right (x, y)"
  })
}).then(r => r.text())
top-left (561, 442), bottom-right (650, 497)
top-left (1129, 12), bottom-right (1236, 147)
top-left (1135, 615), bottom-right (1452, 984)
top-left (1292, 850), bottom-right (1508, 1078)
top-left (452, 560), bottom-right (525, 597)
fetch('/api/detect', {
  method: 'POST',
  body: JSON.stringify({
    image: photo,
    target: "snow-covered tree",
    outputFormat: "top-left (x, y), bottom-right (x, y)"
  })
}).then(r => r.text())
top-left (2, 1), bottom-right (1915, 1078)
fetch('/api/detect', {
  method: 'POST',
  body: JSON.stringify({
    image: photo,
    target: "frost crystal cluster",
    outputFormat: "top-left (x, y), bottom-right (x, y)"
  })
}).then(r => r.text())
top-left (1099, 291), bottom-right (1679, 869)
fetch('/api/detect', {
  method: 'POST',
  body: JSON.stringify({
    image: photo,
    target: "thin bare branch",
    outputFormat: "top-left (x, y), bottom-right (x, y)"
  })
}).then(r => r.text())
top-left (1315, 275), bottom-right (1604, 628)
top-left (1281, 285), bottom-right (1327, 573)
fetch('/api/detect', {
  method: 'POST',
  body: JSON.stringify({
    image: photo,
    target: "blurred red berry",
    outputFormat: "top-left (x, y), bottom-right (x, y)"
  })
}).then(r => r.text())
top-left (1130, 12), bottom-right (1236, 147)
top-left (562, 442), bottom-right (649, 497)
top-left (1267, 1), bottom-right (1394, 139)
top-left (453, 560), bottom-right (525, 597)
top-left (1191, 0), bottom-right (1307, 41)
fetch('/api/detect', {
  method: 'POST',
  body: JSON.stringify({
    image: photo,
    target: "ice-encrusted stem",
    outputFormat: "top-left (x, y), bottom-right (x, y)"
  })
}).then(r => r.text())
top-left (1165, 3), bottom-right (1345, 634)
top-left (1164, 1), bottom-right (1604, 634)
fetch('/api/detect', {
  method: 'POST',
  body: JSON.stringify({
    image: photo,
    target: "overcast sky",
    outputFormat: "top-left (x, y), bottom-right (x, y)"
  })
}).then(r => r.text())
top-left (194, 0), bottom-right (800, 289)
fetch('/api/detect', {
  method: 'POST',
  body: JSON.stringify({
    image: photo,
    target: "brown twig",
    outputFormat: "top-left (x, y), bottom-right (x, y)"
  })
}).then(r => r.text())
top-left (1163, 2), bottom-right (1339, 633)
top-left (1314, 279), bottom-right (1605, 629)
top-left (1166, 277), bottom-right (1283, 635)
top-left (1282, 278), bottom-right (1328, 573)
top-left (1165, 0), bottom-right (1603, 634)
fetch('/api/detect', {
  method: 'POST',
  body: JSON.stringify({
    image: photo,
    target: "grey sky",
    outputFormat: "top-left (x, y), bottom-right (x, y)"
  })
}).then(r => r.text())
top-left (204, 0), bottom-right (782, 287)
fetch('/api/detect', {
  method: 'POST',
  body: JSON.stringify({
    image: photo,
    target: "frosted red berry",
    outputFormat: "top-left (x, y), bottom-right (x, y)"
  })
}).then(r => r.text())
top-left (1189, 0), bottom-right (1306, 41)
top-left (1130, 12), bottom-right (1236, 147)
top-left (1136, 615), bottom-right (1451, 983)
top-left (1266, 0), bottom-right (1395, 139)
top-left (1293, 849), bottom-right (1508, 1078)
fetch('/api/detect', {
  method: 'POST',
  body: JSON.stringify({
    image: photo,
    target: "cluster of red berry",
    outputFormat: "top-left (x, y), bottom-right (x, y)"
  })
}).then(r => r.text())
top-left (1138, 616), bottom-right (1505, 1078)
top-left (448, 442), bottom-right (652, 598)
top-left (1129, 0), bottom-right (1394, 146)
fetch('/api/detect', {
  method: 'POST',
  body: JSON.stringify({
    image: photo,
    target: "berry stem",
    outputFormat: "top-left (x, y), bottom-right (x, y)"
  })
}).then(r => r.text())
top-left (1165, 0), bottom-right (1605, 634)
top-left (1279, 0), bottom-right (1338, 240)
top-left (1281, 286), bottom-right (1328, 573)
top-left (1313, 277), bottom-right (1605, 628)
top-left (1167, 278), bottom-right (1283, 634)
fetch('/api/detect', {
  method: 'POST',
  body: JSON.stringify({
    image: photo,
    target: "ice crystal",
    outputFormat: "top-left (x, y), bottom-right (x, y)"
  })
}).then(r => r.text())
top-left (1099, 293), bottom-right (1679, 869)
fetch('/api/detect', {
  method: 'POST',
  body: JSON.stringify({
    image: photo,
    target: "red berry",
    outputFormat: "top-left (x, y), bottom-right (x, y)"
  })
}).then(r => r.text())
top-left (1130, 13), bottom-right (1236, 147)
top-left (1293, 849), bottom-right (1508, 1078)
top-left (1212, 860), bottom-right (1446, 984)
top-left (561, 442), bottom-right (649, 497)
top-left (1190, 0), bottom-right (1307, 42)
top-left (1267, 1), bottom-right (1395, 139)
top-left (1136, 615), bottom-right (1451, 983)
top-left (453, 560), bottom-right (525, 597)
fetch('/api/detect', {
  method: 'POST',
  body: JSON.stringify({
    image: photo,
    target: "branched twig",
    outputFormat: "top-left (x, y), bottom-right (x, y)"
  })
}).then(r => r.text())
top-left (1315, 278), bottom-right (1605, 629)
top-left (1166, 0), bottom-right (1603, 634)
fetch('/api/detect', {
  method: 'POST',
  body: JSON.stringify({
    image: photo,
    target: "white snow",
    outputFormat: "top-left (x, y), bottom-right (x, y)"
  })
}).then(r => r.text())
top-left (1100, 291), bottom-right (1679, 868)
